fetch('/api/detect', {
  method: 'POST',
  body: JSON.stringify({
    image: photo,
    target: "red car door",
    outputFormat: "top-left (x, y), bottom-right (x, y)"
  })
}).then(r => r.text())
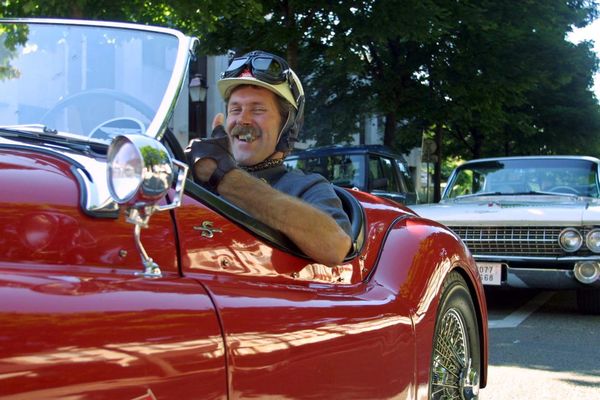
top-left (0, 149), bottom-right (227, 399)
top-left (176, 193), bottom-right (417, 399)
top-left (0, 271), bottom-right (227, 399)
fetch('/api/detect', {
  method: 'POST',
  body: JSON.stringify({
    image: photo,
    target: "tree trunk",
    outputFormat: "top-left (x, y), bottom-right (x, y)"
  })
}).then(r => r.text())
top-left (282, 0), bottom-right (299, 70)
top-left (472, 128), bottom-right (484, 159)
top-left (383, 112), bottom-right (396, 147)
top-left (70, 4), bottom-right (83, 18)
top-left (359, 116), bottom-right (366, 145)
top-left (434, 125), bottom-right (443, 202)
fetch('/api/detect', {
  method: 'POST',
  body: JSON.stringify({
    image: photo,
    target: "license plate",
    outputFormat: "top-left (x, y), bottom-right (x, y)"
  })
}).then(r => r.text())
top-left (477, 262), bottom-right (502, 286)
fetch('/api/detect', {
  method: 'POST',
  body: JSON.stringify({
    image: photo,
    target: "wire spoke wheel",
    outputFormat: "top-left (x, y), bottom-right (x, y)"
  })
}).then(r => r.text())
top-left (430, 272), bottom-right (481, 400)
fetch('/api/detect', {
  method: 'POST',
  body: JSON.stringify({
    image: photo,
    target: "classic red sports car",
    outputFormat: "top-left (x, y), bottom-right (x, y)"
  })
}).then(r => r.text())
top-left (0, 19), bottom-right (487, 399)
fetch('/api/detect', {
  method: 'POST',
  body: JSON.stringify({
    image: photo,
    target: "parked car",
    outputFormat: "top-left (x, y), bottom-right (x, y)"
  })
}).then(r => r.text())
top-left (411, 155), bottom-right (600, 314)
top-left (0, 19), bottom-right (487, 399)
top-left (284, 145), bottom-right (419, 205)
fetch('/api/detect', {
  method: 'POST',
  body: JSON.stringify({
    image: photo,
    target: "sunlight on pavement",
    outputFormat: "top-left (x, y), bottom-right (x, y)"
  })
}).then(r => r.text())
top-left (481, 365), bottom-right (600, 399)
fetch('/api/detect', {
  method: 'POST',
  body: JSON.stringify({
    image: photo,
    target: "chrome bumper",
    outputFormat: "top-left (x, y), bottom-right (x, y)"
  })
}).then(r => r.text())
top-left (504, 267), bottom-right (600, 289)
top-left (475, 256), bottom-right (600, 289)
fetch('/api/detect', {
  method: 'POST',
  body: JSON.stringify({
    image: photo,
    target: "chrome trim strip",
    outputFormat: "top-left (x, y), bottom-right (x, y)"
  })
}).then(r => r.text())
top-left (71, 159), bottom-right (119, 217)
top-left (1, 17), bottom-right (186, 36)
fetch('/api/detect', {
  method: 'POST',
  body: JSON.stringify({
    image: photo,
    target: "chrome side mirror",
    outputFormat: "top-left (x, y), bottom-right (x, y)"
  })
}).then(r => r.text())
top-left (107, 134), bottom-right (188, 277)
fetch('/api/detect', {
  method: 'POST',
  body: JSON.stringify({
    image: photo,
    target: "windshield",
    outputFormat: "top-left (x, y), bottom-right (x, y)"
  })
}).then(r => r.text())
top-left (444, 158), bottom-right (600, 199)
top-left (285, 154), bottom-right (365, 189)
top-left (0, 21), bottom-right (181, 142)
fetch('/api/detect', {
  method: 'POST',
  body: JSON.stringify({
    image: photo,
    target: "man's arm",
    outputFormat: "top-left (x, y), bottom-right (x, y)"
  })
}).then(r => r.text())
top-left (218, 169), bottom-right (352, 266)
top-left (192, 159), bottom-right (351, 266)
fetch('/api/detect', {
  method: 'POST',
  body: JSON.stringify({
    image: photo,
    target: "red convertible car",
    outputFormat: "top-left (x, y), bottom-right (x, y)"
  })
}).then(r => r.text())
top-left (0, 19), bottom-right (488, 399)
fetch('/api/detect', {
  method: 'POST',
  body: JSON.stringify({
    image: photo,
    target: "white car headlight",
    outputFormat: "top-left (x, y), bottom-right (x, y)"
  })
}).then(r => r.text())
top-left (558, 228), bottom-right (583, 252)
top-left (585, 229), bottom-right (600, 253)
top-left (107, 135), bottom-right (173, 204)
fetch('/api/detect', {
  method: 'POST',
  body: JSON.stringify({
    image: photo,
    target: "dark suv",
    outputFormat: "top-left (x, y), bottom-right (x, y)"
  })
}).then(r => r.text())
top-left (285, 145), bottom-right (418, 205)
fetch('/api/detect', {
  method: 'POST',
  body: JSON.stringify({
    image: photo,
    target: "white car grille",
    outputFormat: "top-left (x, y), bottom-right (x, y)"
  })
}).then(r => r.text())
top-left (448, 226), bottom-right (592, 256)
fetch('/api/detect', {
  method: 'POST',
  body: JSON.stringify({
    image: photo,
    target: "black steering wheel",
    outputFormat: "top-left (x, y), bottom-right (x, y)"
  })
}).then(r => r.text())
top-left (548, 186), bottom-right (579, 195)
top-left (41, 88), bottom-right (155, 134)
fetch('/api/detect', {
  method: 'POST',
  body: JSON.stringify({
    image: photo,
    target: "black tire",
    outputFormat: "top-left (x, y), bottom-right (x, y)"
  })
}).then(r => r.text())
top-left (429, 271), bottom-right (481, 400)
top-left (576, 288), bottom-right (600, 315)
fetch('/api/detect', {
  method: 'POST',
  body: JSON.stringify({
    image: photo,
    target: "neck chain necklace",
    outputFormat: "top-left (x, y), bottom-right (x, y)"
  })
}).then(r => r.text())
top-left (241, 158), bottom-right (284, 172)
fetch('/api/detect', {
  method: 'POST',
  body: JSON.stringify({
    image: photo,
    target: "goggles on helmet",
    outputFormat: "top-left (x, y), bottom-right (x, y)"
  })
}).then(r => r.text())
top-left (221, 51), bottom-right (302, 107)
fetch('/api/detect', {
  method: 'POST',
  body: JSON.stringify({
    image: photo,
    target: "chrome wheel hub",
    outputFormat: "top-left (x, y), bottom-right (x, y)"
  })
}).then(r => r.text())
top-left (431, 308), bottom-right (480, 400)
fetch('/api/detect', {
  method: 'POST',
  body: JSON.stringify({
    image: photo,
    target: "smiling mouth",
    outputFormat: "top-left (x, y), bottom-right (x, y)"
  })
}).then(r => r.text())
top-left (235, 132), bottom-right (256, 143)
top-left (232, 125), bottom-right (260, 143)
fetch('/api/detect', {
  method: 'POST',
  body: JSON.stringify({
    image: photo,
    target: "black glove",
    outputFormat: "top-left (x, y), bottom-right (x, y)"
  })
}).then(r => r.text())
top-left (185, 125), bottom-right (237, 192)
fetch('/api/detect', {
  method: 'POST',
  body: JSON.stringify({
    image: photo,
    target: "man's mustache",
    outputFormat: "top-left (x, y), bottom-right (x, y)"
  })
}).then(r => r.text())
top-left (231, 124), bottom-right (262, 142)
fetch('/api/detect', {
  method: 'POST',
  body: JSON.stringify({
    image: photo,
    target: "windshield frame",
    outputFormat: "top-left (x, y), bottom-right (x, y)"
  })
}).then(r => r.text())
top-left (0, 18), bottom-right (197, 143)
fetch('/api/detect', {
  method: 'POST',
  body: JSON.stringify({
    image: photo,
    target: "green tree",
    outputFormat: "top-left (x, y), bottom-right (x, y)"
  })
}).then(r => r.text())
top-left (4, 0), bottom-right (600, 192)
top-left (417, 0), bottom-right (599, 200)
top-left (436, 1), bottom-right (598, 157)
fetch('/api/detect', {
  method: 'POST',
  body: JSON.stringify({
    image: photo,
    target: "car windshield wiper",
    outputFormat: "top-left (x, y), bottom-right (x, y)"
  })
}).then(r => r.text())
top-left (0, 125), bottom-right (106, 155)
top-left (512, 190), bottom-right (578, 197)
top-left (454, 191), bottom-right (506, 199)
top-left (453, 189), bottom-right (581, 200)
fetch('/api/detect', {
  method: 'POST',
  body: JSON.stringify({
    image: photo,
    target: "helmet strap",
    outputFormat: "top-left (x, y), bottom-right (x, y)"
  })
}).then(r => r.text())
top-left (275, 108), bottom-right (298, 153)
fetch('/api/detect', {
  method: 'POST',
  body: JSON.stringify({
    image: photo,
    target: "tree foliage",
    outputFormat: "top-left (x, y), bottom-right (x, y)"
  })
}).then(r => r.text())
top-left (3, 0), bottom-right (600, 177)
top-left (431, 1), bottom-right (600, 159)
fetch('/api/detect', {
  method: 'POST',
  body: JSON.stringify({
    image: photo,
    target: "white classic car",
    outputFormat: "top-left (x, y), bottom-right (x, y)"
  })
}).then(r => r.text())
top-left (411, 155), bottom-right (600, 314)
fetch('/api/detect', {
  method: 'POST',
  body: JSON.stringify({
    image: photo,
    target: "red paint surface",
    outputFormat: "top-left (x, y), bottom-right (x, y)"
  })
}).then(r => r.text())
top-left (0, 269), bottom-right (227, 399)
top-left (0, 146), bottom-right (487, 399)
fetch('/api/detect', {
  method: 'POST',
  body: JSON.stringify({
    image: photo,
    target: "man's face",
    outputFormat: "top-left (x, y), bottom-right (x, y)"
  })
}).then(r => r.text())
top-left (226, 85), bottom-right (283, 166)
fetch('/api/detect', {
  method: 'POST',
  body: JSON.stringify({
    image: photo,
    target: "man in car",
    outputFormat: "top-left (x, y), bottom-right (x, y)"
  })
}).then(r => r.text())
top-left (185, 50), bottom-right (351, 266)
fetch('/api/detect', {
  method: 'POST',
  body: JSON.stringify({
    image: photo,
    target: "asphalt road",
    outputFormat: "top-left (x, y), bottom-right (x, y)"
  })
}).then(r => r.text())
top-left (480, 288), bottom-right (600, 399)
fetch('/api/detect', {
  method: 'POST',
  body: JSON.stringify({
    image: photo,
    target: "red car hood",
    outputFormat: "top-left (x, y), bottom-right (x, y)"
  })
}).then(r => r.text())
top-left (0, 148), bottom-right (86, 260)
top-left (0, 146), bottom-right (177, 270)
